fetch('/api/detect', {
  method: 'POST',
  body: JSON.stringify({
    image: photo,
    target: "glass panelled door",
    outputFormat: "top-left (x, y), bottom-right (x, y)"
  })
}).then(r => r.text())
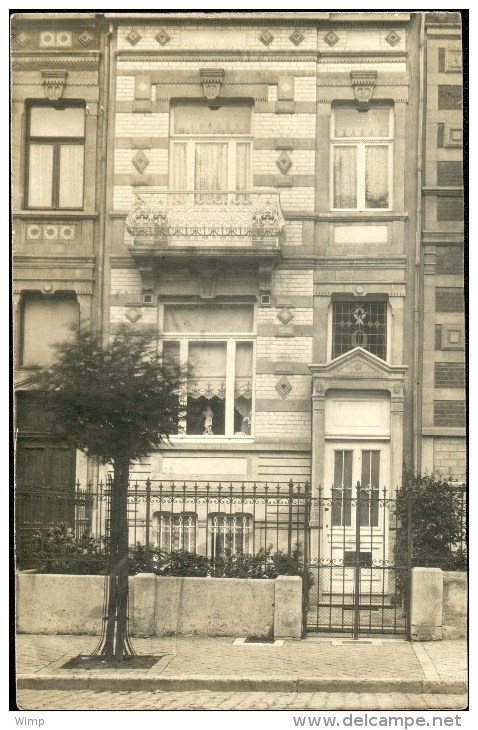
top-left (325, 443), bottom-right (389, 596)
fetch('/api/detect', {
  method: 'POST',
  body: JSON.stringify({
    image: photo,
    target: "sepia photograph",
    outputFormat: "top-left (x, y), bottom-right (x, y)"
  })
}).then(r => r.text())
top-left (11, 6), bottom-right (468, 720)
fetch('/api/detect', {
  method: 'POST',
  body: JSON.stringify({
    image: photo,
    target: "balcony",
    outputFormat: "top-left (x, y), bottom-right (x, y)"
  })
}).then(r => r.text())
top-left (125, 189), bottom-right (285, 260)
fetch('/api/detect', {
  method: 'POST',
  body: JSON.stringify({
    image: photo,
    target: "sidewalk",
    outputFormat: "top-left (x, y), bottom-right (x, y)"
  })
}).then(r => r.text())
top-left (16, 634), bottom-right (468, 695)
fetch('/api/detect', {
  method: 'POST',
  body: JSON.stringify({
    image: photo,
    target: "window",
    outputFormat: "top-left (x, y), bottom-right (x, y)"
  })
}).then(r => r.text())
top-left (20, 292), bottom-right (79, 366)
top-left (331, 450), bottom-right (380, 528)
top-left (332, 299), bottom-right (387, 360)
top-left (170, 101), bottom-right (252, 199)
top-left (209, 512), bottom-right (252, 558)
top-left (152, 512), bottom-right (197, 553)
top-left (26, 103), bottom-right (85, 209)
top-left (162, 303), bottom-right (254, 437)
top-left (331, 105), bottom-right (393, 210)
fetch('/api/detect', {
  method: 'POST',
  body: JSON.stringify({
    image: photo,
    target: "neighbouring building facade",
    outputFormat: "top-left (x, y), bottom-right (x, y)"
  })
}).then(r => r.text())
top-left (12, 12), bottom-right (465, 563)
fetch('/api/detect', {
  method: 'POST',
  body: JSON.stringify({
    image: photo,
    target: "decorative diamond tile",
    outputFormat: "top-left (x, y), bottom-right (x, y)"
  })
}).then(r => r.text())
top-left (277, 308), bottom-right (294, 325)
top-left (56, 31), bottom-right (72, 47)
top-left (385, 31), bottom-right (401, 47)
top-left (39, 31), bottom-right (56, 48)
top-left (132, 150), bottom-right (149, 174)
top-left (275, 376), bottom-right (292, 399)
top-left (126, 29), bottom-right (142, 46)
top-left (15, 32), bottom-right (30, 47)
top-left (26, 225), bottom-right (41, 240)
top-left (289, 30), bottom-right (304, 46)
top-left (324, 31), bottom-right (339, 47)
top-left (124, 308), bottom-right (142, 324)
top-left (155, 29), bottom-right (171, 46)
top-left (60, 225), bottom-right (76, 240)
top-left (77, 31), bottom-right (93, 47)
top-left (43, 225), bottom-right (58, 240)
top-left (259, 30), bottom-right (274, 46)
top-left (276, 151), bottom-right (292, 175)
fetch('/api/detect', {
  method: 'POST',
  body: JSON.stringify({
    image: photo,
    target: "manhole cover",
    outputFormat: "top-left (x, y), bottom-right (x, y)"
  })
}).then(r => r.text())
top-left (61, 654), bottom-right (163, 670)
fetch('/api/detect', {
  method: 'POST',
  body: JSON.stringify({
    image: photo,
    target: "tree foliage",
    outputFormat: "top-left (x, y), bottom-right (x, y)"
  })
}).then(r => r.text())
top-left (27, 324), bottom-right (185, 661)
top-left (32, 325), bottom-right (184, 462)
top-left (395, 468), bottom-right (467, 571)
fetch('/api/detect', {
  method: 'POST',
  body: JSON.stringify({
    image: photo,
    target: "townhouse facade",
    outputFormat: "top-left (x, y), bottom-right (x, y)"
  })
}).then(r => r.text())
top-left (12, 12), bottom-right (465, 559)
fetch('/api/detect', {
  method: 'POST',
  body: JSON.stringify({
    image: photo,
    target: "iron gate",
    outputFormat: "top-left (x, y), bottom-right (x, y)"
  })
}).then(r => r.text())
top-left (304, 485), bottom-right (410, 638)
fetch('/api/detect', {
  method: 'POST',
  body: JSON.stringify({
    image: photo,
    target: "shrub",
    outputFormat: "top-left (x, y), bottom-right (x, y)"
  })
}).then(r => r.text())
top-left (395, 469), bottom-right (467, 573)
top-left (29, 523), bottom-right (107, 575)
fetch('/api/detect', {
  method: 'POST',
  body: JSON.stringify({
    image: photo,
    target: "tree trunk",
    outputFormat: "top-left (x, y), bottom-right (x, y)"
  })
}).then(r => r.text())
top-left (98, 455), bottom-right (132, 662)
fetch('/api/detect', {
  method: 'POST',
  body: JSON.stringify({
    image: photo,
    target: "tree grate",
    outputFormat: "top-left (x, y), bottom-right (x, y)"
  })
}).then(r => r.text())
top-left (61, 654), bottom-right (163, 670)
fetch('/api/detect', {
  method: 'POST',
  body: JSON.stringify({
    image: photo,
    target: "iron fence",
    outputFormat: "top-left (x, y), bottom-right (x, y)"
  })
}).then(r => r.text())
top-left (15, 479), bottom-right (310, 574)
top-left (15, 479), bottom-right (467, 637)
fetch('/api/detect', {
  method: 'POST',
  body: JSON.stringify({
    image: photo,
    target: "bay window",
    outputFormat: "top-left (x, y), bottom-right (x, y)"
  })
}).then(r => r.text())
top-left (331, 105), bottom-right (393, 210)
top-left (162, 303), bottom-right (254, 437)
top-left (25, 102), bottom-right (85, 209)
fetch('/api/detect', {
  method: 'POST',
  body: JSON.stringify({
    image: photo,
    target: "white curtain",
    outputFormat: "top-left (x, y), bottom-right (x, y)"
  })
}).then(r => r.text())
top-left (235, 142), bottom-right (250, 192)
top-left (334, 107), bottom-right (389, 138)
top-left (334, 146), bottom-right (357, 208)
top-left (28, 144), bottom-right (53, 207)
top-left (365, 146), bottom-right (389, 208)
top-left (22, 296), bottom-right (79, 366)
top-left (188, 342), bottom-right (226, 398)
top-left (172, 142), bottom-right (187, 191)
top-left (195, 143), bottom-right (228, 195)
top-left (59, 145), bottom-right (84, 207)
top-left (164, 304), bottom-right (254, 334)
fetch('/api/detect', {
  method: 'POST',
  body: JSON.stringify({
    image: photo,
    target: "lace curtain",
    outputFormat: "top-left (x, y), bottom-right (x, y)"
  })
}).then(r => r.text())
top-left (164, 304), bottom-right (254, 334)
top-left (365, 146), bottom-right (389, 208)
top-left (28, 145), bottom-right (53, 207)
top-left (334, 147), bottom-right (357, 208)
top-left (59, 145), bottom-right (84, 207)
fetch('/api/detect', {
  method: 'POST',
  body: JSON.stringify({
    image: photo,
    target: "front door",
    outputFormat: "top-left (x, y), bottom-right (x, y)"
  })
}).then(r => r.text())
top-left (324, 443), bottom-right (389, 597)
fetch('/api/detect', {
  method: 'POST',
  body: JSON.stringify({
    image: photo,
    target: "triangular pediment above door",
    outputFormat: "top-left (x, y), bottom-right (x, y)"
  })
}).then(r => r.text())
top-left (309, 348), bottom-right (407, 394)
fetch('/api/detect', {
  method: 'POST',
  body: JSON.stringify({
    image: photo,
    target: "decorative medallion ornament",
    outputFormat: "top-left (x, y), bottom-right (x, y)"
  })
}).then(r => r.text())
top-left (385, 31), bottom-right (401, 47)
top-left (132, 150), bottom-right (150, 175)
top-left (276, 151), bottom-right (292, 175)
top-left (324, 31), bottom-right (340, 47)
top-left (126, 29), bottom-right (142, 46)
top-left (289, 30), bottom-right (305, 46)
top-left (77, 31), bottom-right (93, 47)
top-left (275, 376), bottom-right (292, 399)
top-left (277, 308), bottom-right (294, 325)
top-left (155, 29), bottom-right (171, 46)
top-left (259, 30), bottom-right (274, 46)
top-left (124, 308), bottom-right (142, 324)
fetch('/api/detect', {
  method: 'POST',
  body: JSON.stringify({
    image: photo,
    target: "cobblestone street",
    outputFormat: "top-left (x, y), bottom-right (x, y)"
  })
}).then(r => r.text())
top-left (16, 689), bottom-right (468, 712)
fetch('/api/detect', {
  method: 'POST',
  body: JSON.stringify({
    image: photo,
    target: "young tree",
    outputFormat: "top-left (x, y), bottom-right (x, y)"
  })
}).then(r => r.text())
top-left (30, 324), bottom-right (184, 661)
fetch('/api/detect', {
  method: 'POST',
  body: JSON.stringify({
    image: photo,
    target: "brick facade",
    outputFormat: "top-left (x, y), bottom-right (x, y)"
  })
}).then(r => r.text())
top-left (12, 12), bottom-right (465, 494)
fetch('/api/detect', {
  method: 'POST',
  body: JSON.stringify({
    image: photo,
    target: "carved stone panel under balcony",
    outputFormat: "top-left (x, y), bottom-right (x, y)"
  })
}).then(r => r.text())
top-left (125, 189), bottom-right (285, 260)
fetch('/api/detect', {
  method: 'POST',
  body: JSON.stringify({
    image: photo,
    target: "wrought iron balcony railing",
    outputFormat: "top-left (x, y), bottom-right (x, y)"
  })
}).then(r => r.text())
top-left (125, 189), bottom-right (285, 240)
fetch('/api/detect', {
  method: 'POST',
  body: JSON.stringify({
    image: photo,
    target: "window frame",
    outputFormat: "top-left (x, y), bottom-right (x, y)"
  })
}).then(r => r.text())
top-left (327, 297), bottom-right (391, 363)
top-left (169, 103), bottom-right (253, 193)
top-left (24, 100), bottom-right (86, 210)
top-left (152, 511), bottom-right (198, 553)
top-left (161, 302), bottom-right (256, 440)
top-left (330, 105), bottom-right (394, 212)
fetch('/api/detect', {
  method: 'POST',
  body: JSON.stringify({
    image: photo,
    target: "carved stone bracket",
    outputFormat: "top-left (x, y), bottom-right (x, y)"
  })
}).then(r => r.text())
top-left (350, 71), bottom-right (377, 110)
top-left (259, 264), bottom-right (273, 297)
top-left (138, 263), bottom-right (155, 292)
top-left (200, 68), bottom-right (224, 100)
top-left (41, 69), bottom-right (68, 101)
